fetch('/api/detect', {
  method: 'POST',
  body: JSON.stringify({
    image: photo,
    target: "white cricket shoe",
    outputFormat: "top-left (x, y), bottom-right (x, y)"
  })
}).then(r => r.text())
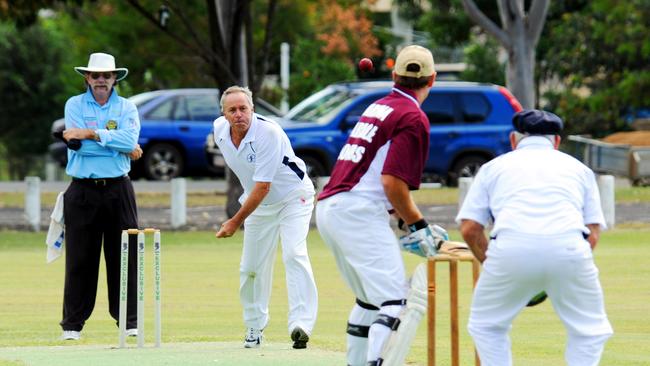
top-left (243, 328), bottom-right (263, 348)
top-left (62, 330), bottom-right (80, 340)
top-left (126, 328), bottom-right (138, 337)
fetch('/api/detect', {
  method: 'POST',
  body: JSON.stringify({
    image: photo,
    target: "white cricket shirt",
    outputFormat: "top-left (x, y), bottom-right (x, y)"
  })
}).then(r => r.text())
top-left (456, 136), bottom-right (606, 237)
top-left (213, 113), bottom-right (314, 205)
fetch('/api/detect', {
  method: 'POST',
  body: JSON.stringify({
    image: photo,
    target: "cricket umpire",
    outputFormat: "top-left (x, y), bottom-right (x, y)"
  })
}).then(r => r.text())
top-left (213, 86), bottom-right (318, 349)
top-left (59, 53), bottom-right (142, 340)
top-left (456, 109), bottom-right (613, 365)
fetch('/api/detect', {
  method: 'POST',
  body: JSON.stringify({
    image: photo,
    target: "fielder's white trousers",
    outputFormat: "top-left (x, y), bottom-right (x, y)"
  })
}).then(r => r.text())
top-left (240, 188), bottom-right (318, 335)
top-left (468, 231), bottom-right (613, 366)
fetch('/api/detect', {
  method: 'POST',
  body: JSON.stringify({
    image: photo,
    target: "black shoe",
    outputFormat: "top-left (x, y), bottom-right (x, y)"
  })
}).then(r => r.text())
top-left (291, 327), bottom-right (309, 349)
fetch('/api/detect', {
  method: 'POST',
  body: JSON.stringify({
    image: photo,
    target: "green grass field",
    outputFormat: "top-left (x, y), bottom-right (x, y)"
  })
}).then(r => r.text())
top-left (0, 228), bottom-right (649, 365)
top-left (1, 186), bottom-right (649, 208)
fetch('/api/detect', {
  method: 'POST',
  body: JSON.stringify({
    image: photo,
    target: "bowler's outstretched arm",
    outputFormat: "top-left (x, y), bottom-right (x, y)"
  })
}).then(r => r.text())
top-left (216, 181), bottom-right (271, 238)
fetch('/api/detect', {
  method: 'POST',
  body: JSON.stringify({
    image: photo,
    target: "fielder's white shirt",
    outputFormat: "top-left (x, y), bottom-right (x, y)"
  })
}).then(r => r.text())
top-left (213, 113), bottom-right (314, 205)
top-left (456, 136), bottom-right (606, 237)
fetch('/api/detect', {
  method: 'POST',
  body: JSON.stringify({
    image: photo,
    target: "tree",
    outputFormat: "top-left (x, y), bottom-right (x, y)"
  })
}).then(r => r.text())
top-left (126, 0), bottom-right (278, 96)
top-left (123, 0), bottom-right (280, 216)
top-left (460, 33), bottom-right (505, 86)
top-left (51, 1), bottom-right (213, 93)
top-left (0, 22), bottom-right (74, 178)
top-left (397, 0), bottom-right (500, 48)
top-left (394, 0), bottom-right (507, 86)
top-left (288, 0), bottom-right (381, 105)
top-left (289, 38), bottom-right (356, 106)
top-left (0, 0), bottom-right (82, 27)
top-left (461, 0), bottom-right (549, 108)
top-left (539, 0), bottom-right (650, 136)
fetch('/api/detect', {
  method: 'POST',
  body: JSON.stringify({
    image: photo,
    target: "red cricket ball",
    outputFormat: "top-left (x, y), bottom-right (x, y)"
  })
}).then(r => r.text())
top-left (358, 58), bottom-right (374, 72)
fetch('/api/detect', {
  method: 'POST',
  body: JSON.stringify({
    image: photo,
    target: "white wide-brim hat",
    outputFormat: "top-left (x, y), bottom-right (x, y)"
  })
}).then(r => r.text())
top-left (74, 52), bottom-right (128, 81)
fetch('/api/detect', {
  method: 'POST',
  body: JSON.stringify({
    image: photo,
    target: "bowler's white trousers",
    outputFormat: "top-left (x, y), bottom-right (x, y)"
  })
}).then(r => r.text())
top-left (468, 231), bottom-right (613, 366)
top-left (240, 188), bottom-right (318, 335)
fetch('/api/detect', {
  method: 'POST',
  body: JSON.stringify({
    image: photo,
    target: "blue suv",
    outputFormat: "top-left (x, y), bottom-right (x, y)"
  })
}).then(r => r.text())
top-left (276, 80), bottom-right (522, 185)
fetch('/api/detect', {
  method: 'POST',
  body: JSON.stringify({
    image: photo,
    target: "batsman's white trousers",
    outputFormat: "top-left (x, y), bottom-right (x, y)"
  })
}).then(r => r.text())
top-left (315, 192), bottom-right (408, 307)
top-left (240, 188), bottom-right (318, 335)
top-left (468, 231), bottom-right (613, 366)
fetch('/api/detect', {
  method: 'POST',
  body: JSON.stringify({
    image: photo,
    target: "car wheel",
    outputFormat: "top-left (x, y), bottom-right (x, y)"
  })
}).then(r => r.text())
top-left (449, 155), bottom-right (488, 186)
top-left (300, 156), bottom-right (327, 190)
top-left (143, 143), bottom-right (184, 181)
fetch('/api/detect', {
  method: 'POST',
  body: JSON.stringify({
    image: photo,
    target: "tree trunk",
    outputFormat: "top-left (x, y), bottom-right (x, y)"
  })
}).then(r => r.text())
top-left (225, 166), bottom-right (243, 218)
top-left (216, 1), bottom-right (280, 218)
top-left (507, 34), bottom-right (536, 109)
top-left (462, 0), bottom-right (549, 109)
top-left (218, 0), bottom-right (248, 218)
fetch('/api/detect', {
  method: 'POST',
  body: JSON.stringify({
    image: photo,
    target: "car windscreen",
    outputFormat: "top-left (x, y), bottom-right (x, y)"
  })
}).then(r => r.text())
top-left (128, 91), bottom-right (163, 107)
top-left (285, 87), bottom-right (355, 124)
top-left (255, 103), bottom-right (280, 118)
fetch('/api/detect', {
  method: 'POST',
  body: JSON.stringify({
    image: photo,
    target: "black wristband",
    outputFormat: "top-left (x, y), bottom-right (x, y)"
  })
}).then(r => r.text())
top-left (407, 219), bottom-right (428, 232)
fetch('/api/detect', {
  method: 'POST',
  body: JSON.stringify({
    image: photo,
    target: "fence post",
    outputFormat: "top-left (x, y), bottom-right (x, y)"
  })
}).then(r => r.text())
top-left (170, 178), bottom-right (187, 229)
top-left (598, 175), bottom-right (615, 228)
top-left (45, 157), bottom-right (58, 182)
top-left (458, 177), bottom-right (474, 210)
top-left (25, 176), bottom-right (41, 231)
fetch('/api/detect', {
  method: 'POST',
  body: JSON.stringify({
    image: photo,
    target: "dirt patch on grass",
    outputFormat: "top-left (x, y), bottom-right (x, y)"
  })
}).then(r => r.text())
top-left (602, 131), bottom-right (650, 146)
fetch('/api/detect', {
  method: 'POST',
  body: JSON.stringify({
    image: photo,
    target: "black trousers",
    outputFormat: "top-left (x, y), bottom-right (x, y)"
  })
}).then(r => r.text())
top-left (60, 176), bottom-right (139, 331)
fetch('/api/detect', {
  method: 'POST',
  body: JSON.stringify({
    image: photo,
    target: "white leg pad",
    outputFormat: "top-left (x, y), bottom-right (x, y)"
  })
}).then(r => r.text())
top-left (379, 263), bottom-right (428, 366)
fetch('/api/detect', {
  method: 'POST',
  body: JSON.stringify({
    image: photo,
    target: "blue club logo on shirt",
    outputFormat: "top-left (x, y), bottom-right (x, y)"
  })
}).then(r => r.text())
top-left (247, 153), bottom-right (256, 163)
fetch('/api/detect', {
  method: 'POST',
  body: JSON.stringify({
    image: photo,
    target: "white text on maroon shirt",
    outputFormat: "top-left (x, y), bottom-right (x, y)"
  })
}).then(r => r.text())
top-left (337, 144), bottom-right (366, 162)
top-left (337, 103), bottom-right (394, 163)
top-left (349, 122), bottom-right (378, 143)
top-left (362, 103), bottom-right (393, 121)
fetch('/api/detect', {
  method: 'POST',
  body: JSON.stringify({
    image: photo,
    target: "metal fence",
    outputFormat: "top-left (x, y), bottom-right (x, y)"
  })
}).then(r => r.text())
top-left (567, 135), bottom-right (650, 186)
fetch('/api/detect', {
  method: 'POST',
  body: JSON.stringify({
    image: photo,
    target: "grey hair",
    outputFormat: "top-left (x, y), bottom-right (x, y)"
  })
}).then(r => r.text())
top-left (512, 131), bottom-right (555, 145)
top-left (220, 85), bottom-right (254, 111)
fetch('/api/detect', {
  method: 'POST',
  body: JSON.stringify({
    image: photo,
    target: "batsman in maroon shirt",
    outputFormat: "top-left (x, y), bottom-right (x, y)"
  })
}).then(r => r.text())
top-left (316, 45), bottom-right (446, 366)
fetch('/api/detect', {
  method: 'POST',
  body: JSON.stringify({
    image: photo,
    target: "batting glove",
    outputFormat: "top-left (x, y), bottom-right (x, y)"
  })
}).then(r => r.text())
top-left (399, 224), bottom-right (449, 257)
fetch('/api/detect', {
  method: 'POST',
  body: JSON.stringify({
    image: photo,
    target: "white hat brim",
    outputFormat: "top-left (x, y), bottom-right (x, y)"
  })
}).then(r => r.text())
top-left (74, 67), bottom-right (129, 81)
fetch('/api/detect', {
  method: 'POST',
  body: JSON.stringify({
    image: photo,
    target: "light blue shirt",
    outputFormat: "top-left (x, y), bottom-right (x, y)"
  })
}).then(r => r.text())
top-left (64, 87), bottom-right (140, 178)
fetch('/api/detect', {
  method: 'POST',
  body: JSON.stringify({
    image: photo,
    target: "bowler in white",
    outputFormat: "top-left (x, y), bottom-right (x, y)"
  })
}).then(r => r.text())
top-left (213, 86), bottom-right (317, 350)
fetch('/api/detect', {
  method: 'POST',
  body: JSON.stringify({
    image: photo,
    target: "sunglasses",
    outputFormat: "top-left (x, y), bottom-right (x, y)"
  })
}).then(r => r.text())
top-left (88, 72), bottom-right (115, 80)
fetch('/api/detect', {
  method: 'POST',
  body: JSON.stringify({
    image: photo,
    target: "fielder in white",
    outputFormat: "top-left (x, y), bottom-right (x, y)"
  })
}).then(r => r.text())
top-left (457, 109), bottom-right (613, 366)
top-left (213, 86), bottom-right (318, 349)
